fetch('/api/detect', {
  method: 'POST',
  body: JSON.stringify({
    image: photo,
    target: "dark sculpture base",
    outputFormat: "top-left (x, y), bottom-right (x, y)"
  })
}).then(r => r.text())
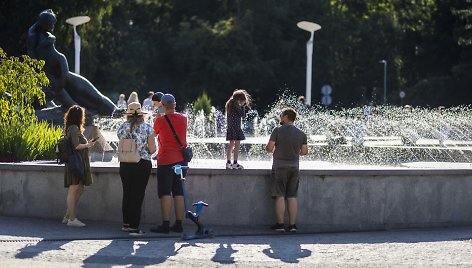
top-left (35, 105), bottom-right (95, 126)
top-left (36, 107), bottom-right (115, 162)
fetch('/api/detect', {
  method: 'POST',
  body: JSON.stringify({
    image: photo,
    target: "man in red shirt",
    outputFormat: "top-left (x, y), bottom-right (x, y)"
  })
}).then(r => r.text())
top-left (150, 94), bottom-right (188, 233)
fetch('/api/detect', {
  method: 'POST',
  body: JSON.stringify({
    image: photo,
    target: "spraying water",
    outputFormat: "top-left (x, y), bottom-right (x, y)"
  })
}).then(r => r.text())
top-left (93, 94), bottom-right (472, 166)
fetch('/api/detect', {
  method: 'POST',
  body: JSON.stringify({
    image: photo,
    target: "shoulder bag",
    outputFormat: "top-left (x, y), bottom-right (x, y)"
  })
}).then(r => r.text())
top-left (66, 131), bottom-right (84, 178)
top-left (164, 115), bottom-right (193, 163)
top-left (118, 127), bottom-right (141, 163)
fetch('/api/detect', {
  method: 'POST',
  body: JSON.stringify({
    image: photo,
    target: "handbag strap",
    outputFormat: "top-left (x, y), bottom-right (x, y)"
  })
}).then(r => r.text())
top-left (65, 126), bottom-right (77, 151)
top-left (164, 115), bottom-right (184, 148)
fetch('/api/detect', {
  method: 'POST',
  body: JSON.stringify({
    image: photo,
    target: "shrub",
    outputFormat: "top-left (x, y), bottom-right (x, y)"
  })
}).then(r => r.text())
top-left (0, 48), bottom-right (61, 161)
top-left (193, 91), bottom-right (212, 116)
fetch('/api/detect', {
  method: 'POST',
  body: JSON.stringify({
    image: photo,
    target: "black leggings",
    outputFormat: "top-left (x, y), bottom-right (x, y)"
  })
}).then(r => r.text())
top-left (120, 159), bottom-right (151, 229)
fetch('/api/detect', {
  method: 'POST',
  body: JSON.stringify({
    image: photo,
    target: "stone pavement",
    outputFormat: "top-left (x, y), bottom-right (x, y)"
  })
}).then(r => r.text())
top-left (1, 215), bottom-right (472, 267)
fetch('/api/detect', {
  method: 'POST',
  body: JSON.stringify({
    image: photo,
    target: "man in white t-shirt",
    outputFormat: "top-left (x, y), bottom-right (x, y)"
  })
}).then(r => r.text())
top-left (142, 91), bottom-right (154, 111)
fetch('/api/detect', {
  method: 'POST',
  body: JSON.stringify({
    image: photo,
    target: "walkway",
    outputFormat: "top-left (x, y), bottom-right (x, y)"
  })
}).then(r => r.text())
top-left (1, 216), bottom-right (472, 267)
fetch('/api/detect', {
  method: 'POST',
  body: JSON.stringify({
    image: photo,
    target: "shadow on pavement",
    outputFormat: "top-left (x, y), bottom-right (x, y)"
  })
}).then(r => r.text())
top-left (263, 242), bottom-right (312, 263)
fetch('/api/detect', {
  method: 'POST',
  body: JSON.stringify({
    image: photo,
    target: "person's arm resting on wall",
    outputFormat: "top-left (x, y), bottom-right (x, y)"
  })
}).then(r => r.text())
top-left (299, 144), bottom-right (308, 156)
top-left (266, 140), bottom-right (275, 153)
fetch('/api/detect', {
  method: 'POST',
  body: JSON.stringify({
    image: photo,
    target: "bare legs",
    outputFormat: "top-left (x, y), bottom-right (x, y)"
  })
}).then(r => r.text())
top-left (287, 198), bottom-right (297, 225)
top-left (65, 183), bottom-right (84, 220)
top-left (274, 196), bottom-right (297, 225)
top-left (160, 195), bottom-right (184, 221)
top-left (160, 196), bottom-right (171, 221)
top-left (174, 196), bottom-right (185, 221)
top-left (274, 197), bottom-right (285, 224)
top-left (227, 140), bottom-right (241, 163)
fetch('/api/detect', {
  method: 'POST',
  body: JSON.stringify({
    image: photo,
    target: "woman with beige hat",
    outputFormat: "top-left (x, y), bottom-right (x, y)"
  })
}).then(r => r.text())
top-left (117, 102), bottom-right (156, 235)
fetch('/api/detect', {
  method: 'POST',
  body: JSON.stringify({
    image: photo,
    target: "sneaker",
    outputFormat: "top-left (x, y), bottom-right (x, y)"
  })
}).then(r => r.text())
top-left (121, 225), bottom-right (131, 232)
top-left (121, 227), bottom-right (132, 232)
top-left (67, 218), bottom-right (86, 227)
top-left (150, 225), bottom-right (169, 233)
top-left (226, 162), bottom-right (233, 169)
top-left (270, 223), bottom-right (285, 232)
top-left (128, 229), bottom-right (145, 236)
top-left (287, 224), bottom-right (297, 232)
top-left (170, 224), bottom-right (183, 233)
top-left (232, 163), bottom-right (244, 170)
top-left (62, 217), bottom-right (68, 224)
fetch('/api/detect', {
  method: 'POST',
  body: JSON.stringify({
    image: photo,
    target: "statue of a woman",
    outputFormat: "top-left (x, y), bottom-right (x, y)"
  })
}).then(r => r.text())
top-left (27, 9), bottom-right (117, 116)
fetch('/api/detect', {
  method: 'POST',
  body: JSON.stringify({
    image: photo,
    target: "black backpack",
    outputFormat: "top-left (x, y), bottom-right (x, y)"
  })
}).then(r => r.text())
top-left (56, 136), bottom-right (72, 164)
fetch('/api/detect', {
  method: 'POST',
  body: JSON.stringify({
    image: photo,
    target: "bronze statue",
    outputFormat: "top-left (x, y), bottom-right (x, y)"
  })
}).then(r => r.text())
top-left (27, 9), bottom-right (117, 116)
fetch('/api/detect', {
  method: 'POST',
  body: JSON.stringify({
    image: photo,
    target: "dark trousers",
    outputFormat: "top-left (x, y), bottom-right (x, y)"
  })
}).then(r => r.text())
top-left (120, 159), bottom-right (151, 229)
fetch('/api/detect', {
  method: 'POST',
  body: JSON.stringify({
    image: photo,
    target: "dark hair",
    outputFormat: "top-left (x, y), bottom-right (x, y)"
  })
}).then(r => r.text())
top-left (225, 89), bottom-right (252, 114)
top-left (64, 105), bottom-right (85, 133)
top-left (152, 92), bottom-right (164, 102)
top-left (281, 107), bottom-right (297, 122)
top-left (126, 113), bottom-right (144, 133)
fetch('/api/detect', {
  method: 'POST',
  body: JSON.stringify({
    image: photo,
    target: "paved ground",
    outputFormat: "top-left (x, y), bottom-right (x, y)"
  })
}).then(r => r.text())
top-left (1, 216), bottom-right (472, 267)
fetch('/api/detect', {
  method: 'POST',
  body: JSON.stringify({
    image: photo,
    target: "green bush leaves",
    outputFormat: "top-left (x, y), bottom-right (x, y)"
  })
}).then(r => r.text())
top-left (0, 48), bottom-right (62, 161)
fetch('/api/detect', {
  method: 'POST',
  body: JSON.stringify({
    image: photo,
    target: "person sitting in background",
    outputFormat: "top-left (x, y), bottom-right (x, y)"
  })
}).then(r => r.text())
top-left (152, 91), bottom-right (164, 119)
top-left (142, 91), bottom-right (154, 111)
top-left (128, 91), bottom-right (139, 104)
top-left (298, 95), bottom-right (310, 109)
top-left (117, 94), bottom-right (127, 110)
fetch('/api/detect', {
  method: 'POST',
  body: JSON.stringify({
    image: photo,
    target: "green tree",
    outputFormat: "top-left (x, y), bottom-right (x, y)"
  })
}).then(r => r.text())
top-left (0, 48), bottom-right (47, 123)
top-left (2, 0), bottom-right (471, 109)
top-left (0, 48), bottom-right (61, 161)
top-left (193, 91), bottom-right (212, 116)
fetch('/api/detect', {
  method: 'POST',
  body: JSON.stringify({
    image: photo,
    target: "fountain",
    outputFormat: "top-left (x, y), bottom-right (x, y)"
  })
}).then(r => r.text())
top-left (91, 93), bottom-right (472, 168)
top-left (3, 93), bottom-right (472, 230)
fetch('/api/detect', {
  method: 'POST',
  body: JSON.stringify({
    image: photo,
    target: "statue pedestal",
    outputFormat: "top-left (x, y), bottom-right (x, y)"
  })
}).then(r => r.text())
top-left (84, 126), bottom-right (114, 162)
top-left (35, 106), bottom-right (117, 162)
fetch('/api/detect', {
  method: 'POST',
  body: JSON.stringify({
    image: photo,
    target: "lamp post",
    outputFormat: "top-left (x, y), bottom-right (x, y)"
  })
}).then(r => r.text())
top-left (297, 21), bottom-right (321, 106)
top-left (379, 59), bottom-right (387, 104)
top-left (65, 16), bottom-right (90, 75)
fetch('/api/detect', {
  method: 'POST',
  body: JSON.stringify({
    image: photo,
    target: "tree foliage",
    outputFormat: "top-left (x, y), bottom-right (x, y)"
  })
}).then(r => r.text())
top-left (1, 0), bottom-right (471, 110)
top-left (0, 48), bottom-right (48, 123)
top-left (0, 48), bottom-right (61, 161)
top-left (193, 91), bottom-right (212, 116)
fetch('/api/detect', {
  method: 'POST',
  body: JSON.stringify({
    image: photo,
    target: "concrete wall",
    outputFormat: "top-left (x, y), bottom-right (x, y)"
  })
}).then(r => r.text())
top-left (1, 163), bottom-right (472, 231)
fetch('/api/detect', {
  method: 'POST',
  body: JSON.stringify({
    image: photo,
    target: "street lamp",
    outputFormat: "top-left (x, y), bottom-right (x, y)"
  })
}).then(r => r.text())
top-left (65, 16), bottom-right (90, 75)
top-left (297, 21), bottom-right (321, 106)
top-left (379, 59), bottom-right (387, 104)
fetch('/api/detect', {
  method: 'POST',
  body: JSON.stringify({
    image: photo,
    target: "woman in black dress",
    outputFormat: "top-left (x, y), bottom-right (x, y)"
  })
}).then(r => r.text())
top-left (225, 89), bottom-right (252, 169)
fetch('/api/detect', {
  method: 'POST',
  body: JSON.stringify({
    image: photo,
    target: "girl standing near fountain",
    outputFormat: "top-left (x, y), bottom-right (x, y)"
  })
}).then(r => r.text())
top-left (225, 89), bottom-right (252, 169)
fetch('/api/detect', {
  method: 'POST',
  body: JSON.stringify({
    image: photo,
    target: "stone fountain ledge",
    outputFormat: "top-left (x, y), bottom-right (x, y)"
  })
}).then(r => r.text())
top-left (1, 159), bottom-right (471, 173)
top-left (1, 160), bottom-right (472, 231)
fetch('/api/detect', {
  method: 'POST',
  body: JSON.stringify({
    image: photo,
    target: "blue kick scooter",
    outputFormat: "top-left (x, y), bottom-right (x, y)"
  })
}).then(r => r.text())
top-left (173, 164), bottom-right (214, 240)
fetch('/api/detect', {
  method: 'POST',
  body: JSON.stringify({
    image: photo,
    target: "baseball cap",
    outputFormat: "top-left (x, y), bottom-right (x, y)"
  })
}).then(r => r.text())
top-left (161, 94), bottom-right (175, 107)
top-left (152, 91), bottom-right (164, 102)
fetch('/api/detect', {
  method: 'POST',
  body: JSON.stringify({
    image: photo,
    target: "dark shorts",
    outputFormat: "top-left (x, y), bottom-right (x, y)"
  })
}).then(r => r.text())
top-left (271, 167), bottom-right (299, 198)
top-left (157, 162), bottom-right (187, 198)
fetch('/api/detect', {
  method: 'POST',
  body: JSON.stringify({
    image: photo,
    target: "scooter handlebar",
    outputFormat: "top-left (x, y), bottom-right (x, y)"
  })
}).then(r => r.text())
top-left (173, 164), bottom-right (189, 175)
